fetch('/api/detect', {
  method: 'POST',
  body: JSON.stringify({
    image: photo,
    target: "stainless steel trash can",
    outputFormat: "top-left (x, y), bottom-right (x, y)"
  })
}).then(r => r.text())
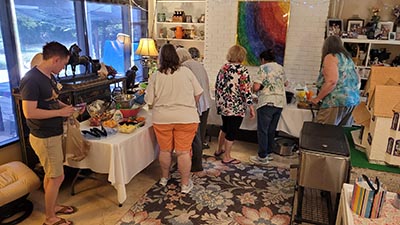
top-left (294, 122), bottom-right (351, 225)
top-left (298, 122), bottom-right (350, 192)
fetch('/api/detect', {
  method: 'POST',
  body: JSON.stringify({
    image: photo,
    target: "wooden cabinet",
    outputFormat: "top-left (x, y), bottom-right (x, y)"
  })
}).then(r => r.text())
top-left (154, 0), bottom-right (206, 59)
top-left (12, 77), bottom-right (125, 168)
top-left (341, 39), bottom-right (400, 80)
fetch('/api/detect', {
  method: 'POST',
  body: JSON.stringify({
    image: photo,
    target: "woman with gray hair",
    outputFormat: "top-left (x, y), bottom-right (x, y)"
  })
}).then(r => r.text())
top-left (310, 35), bottom-right (360, 125)
top-left (176, 47), bottom-right (211, 177)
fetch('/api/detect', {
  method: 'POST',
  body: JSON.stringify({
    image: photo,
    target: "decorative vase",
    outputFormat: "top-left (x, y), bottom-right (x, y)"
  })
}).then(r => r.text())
top-left (175, 26), bottom-right (183, 39)
top-left (365, 22), bottom-right (377, 39)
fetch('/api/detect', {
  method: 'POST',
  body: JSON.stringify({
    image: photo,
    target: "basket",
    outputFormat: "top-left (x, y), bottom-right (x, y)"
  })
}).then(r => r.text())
top-left (113, 94), bottom-right (135, 109)
top-left (120, 107), bottom-right (141, 118)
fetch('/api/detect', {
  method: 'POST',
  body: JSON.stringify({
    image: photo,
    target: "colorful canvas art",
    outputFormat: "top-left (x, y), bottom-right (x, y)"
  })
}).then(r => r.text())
top-left (237, 1), bottom-right (290, 66)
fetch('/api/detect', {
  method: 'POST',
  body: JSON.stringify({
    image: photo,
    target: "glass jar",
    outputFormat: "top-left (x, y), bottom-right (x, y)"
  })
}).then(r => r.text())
top-left (157, 13), bottom-right (166, 22)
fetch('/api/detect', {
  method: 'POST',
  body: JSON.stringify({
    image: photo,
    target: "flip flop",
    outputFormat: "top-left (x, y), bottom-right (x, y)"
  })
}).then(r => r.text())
top-left (214, 150), bottom-right (225, 157)
top-left (43, 218), bottom-right (74, 225)
top-left (222, 159), bottom-right (241, 164)
top-left (55, 205), bottom-right (78, 215)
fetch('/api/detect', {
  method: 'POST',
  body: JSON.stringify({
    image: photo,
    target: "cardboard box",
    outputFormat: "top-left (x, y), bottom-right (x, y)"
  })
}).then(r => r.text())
top-left (367, 85), bottom-right (400, 118)
top-left (352, 102), bottom-right (370, 127)
top-left (364, 66), bottom-right (400, 104)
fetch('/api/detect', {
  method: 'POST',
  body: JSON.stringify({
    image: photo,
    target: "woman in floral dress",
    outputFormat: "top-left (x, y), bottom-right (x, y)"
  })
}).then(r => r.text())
top-left (214, 45), bottom-right (255, 164)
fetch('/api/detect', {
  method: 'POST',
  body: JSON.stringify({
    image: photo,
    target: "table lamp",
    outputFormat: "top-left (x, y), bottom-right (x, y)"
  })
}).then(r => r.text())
top-left (135, 38), bottom-right (158, 81)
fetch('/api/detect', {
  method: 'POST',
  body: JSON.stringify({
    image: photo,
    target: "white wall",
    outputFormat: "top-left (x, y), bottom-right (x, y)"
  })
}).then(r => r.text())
top-left (204, 0), bottom-right (330, 90)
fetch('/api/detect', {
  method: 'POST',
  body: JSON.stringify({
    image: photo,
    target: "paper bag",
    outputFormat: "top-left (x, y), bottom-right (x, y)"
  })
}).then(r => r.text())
top-left (64, 118), bottom-right (91, 161)
top-left (350, 175), bottom-right (386, 218)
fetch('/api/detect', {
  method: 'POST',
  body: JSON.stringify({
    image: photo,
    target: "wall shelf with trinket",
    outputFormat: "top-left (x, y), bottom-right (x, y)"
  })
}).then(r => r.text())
top-left (155, 0), bottom-right (206, 59)
top-left (341, 38), bottom-right (400, 82)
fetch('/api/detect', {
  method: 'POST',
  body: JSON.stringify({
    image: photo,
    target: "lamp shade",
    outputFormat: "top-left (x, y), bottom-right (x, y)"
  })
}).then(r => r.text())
top-left (135, 38), bottom-right (158, 57)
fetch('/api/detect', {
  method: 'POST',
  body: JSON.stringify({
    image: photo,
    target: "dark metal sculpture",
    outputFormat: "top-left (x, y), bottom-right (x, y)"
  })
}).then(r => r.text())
top-left (65, 44), bottom-right (92, 77)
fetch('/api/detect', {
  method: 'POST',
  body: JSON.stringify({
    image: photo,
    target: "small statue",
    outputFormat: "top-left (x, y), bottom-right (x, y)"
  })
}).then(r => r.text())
top-left (394, 5), bottom-right (400, 31)
top-left (391, 56), bottom-right (400, 67)
top-left (365, 7), bottom-right (381, 39)
top-left (64, 44), bottom-right (92, 77)
top-left (125, 65), bottom-right (138, 90)
top-left (394, 5), bottom-right (400, 22)
top-left (371, 7), bottom-right (380, 24)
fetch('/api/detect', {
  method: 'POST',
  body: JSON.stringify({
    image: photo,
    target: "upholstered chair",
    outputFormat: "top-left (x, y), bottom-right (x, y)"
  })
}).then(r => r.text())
top-left (0, 161), bottom-right (40, 224)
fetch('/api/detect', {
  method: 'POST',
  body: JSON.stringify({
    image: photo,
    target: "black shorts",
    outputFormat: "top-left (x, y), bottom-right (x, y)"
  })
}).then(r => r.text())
top-left (220, 115), bottom-right (243, 141)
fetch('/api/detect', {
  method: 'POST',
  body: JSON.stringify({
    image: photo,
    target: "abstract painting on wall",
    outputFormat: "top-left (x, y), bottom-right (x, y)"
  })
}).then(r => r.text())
top-left (237, 1), bottom-right (290, 66)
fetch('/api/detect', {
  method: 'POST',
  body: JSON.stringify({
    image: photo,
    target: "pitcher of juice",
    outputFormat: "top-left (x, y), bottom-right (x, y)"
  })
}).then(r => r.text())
top-left (306, 90), bottom-right (314, 100)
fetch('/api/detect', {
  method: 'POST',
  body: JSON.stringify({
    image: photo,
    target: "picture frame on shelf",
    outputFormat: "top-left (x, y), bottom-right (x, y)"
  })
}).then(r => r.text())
top-left (347, 19), bottom-right (364, 33)
top-left (377, 21), bottom-right (394, 39)
top-left (389, 32), bottom-right (396, 40)
top-left (327, 19), bottom-right (343, 37)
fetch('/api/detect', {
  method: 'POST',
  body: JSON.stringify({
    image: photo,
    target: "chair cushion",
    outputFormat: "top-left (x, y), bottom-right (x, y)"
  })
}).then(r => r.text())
top-left (0, 161), bottom-right (40, 206)
top-left (0, 171), bottom-right (17, 188)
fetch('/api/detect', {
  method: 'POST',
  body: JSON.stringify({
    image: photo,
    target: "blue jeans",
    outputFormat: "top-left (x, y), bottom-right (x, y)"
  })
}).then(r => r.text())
top-left (257, 105), bottom-right (282, 158)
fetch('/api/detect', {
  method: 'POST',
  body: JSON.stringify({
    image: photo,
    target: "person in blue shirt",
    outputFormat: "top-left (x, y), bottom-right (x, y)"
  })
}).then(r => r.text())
top-left (310, 35), bottom-right (360, 126)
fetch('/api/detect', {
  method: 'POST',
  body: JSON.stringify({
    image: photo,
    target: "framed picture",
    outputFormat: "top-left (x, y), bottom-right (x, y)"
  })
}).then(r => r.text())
top-left (327, 19), bottom-right (343, 36)
top-left (377, 21), bottom-right (394, 39)
top-left (389, 32), bottom-right (396, 40)
top-left (347, 19), bottom-right (364, 33)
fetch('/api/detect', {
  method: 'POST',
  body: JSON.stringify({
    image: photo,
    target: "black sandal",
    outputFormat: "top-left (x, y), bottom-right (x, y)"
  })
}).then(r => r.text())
top-left (214, 150), bottom-right (225, 157)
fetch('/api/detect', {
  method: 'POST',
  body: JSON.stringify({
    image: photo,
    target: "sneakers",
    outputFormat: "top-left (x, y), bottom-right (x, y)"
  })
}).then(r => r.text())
top-left (266, 154), bottom-right (274, 161)
top-left (159, 177), bottom-right (169, 186)
top-left (250, 155), bottom-right (270, 165)
top-left (181, 179), bottom-right (194, 194)
top-left (202, 143), bottom-right (210, 149)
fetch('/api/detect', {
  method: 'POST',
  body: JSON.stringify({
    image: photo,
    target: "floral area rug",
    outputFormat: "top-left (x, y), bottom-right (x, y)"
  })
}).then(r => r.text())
top-left (117, 156), bottom-right (295, 225)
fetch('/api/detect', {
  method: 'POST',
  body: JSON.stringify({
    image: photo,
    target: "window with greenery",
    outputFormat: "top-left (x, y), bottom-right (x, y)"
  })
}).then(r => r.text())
top-left (0, 0), bottom-right (148, 147)
top-left (87, 2), bottom-right (124, 73)
top-left (15, 0), bottom-right (78, 76)
top-left (0, 22), bottom-right (18, 145)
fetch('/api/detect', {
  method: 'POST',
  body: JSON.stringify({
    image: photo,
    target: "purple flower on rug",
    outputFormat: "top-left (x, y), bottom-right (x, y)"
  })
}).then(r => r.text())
top-left (235, 206), bottom-right (291, 225)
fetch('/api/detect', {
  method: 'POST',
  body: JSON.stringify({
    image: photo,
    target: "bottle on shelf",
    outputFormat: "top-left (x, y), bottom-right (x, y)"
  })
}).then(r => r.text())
top-left (175, 26), bottom-right (183, 39)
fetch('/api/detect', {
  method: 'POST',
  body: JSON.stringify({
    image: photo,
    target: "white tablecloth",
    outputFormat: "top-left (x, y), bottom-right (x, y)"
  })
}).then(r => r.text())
top-left (64, 107), bottom-right (158, 204)
top-left (208, 102), bottom-right (315, 138)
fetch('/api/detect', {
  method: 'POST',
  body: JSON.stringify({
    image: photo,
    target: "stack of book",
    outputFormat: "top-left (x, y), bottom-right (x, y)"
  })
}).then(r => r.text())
top-left (350, 176), bottom-right (387, 218)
